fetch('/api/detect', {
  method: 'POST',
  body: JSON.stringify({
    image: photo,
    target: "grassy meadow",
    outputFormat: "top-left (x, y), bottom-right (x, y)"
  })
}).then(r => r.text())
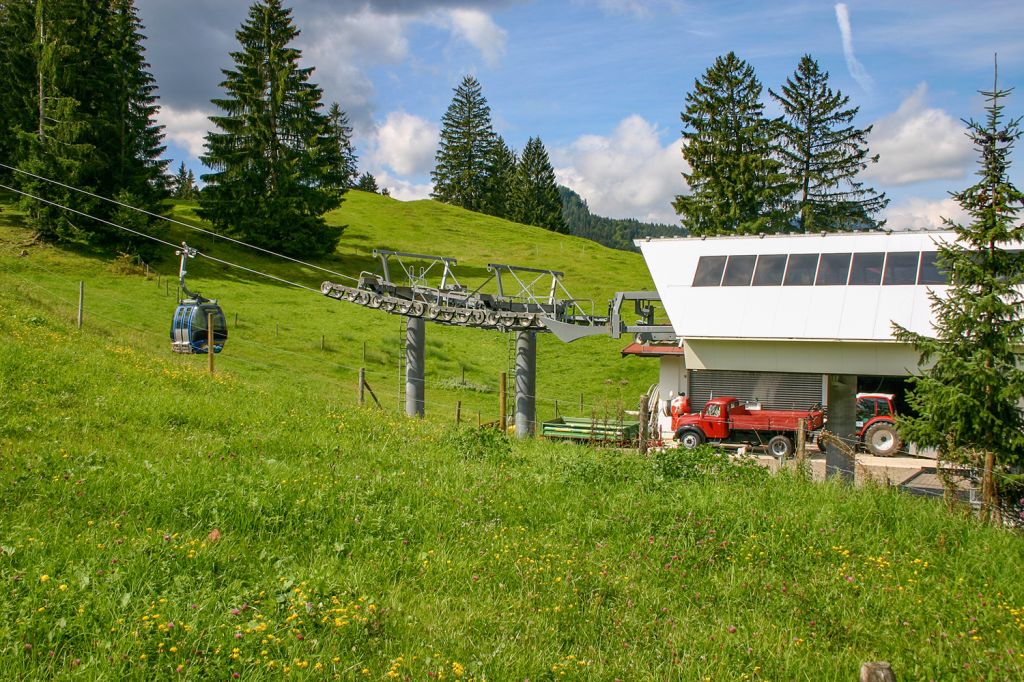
top-left (0, 191), bottom-right (657, 424)
top-left (2, 194), bottom-right (1024, 680)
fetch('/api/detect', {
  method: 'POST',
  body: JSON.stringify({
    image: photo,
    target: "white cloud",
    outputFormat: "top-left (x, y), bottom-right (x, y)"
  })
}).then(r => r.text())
top-left (156, 105), bottom-right (213, 158)
top-left (884, 196), bottom-right (969, 231)
top-left (440, 8), bottom-right (507, 66)
top-left (371, 112), bottom-right (439, 176)
top-left (374, 171), bottom-right (434, 202)
top-left (551, 114), bottom-right (685, 224)
top-left (864, 84), bottom-right (973, 186)
top-left (834, 3), bottom-right (873, 93)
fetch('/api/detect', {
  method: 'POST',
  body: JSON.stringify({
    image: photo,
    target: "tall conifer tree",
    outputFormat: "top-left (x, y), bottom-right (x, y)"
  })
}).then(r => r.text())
top-left (770, 55), bottom-right (887, 232)
top-left (15, 0), bottom-right (97, 242)
top-left (200, 0), bottom-right (343, 257)
top-left (96, 0), bottom-right (168, 212)
top-left (673, 52), bottom-right (789, 236)
top-left (510, 136), bottom-right (566, 233)
top-left (481, 135), bottom-right (516, 219)
top-left (326, 102), bottom-right (358, 189)
top-left (431, 75), bottom-right (495, 212)
top-left (895, 73), bottom-right (1024, 522)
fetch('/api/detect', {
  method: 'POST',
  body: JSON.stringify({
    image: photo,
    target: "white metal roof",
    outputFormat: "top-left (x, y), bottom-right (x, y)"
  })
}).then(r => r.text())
top-left (638, 230), bottom-right (956, 342)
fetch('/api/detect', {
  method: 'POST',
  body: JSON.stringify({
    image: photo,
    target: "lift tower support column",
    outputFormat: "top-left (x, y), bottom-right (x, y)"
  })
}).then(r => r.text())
top-left (405, 317), bottom-right (425, 417)
top-left (515, 331), bottom-right (537, 438)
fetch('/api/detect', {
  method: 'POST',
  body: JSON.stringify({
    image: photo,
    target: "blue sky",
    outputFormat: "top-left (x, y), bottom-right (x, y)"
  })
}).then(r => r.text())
top-left (140, 0), bottom-right (1023, 228)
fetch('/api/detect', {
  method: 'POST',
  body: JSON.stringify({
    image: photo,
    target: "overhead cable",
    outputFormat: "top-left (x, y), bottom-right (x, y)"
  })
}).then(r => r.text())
top-left (0, 161), bottom-right (358, 283)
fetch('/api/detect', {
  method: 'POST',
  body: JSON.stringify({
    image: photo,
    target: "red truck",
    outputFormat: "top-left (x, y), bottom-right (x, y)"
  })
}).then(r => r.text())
top-left (672, 396), bottom-right (826, 458)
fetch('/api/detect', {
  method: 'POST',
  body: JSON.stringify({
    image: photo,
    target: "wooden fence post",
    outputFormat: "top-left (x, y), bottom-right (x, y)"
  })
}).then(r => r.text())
top-left (77, 281), bottom-right (84, 329)
top-left (638, 394), bottom-right (649, 455)
top-left (456, 400), bottom-right (462, 425)
top-left (796, 418), bottom-right (806, 466)
top-left (320, 334), bottom-right (325, 351)
top-left (358, 368), bottom-right (366, 405)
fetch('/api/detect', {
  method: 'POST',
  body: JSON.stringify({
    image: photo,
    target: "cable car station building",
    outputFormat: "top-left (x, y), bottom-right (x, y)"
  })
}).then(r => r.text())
top-left (633, 230), bottom-right (954, 464)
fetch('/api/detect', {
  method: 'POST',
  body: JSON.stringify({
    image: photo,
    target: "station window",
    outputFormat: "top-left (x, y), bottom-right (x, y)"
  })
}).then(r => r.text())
top-left (883, 251), bottom-right (920, 285)
top-left (692, 256), bottom-right (727, 286)
top-left (816, 253), bottom-right (852, 285)
top-left (752, 254), bottom-right (787, 286)
top-left (848, 252), bottom-right (884, 285)
top-left (917, 251), bottom-right (947, 285)
top-left (722, 255), bottom-right (756, 286)
top-left (783, 253), bottom-right (819, 286)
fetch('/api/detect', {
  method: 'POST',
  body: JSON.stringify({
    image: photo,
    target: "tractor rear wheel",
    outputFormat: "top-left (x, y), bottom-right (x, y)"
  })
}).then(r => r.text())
top-left (864, 421), bottom-right (902, 456)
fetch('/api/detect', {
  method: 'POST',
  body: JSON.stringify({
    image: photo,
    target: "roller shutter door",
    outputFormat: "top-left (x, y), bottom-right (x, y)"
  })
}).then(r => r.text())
top-left (688, 370), bottom-right (824, 411)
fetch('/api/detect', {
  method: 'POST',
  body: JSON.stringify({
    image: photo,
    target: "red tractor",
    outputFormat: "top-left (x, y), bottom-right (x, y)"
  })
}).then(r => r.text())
top-left (856, 393), bottom-right (902, 456)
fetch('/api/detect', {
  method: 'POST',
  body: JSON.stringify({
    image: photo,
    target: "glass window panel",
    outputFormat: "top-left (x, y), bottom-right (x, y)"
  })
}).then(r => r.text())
top-left (849, 252), bottom-right (884, 285)
top-left (783, 253), bottom-right (819, 286)
top-left (752, 254), bottom-right (787, 286)
top-left (722, 255), bottom-right (756, 286)
top-left (917, 251), bottom-right (947, 285)
top-left (692, 255), bottom-right (726, 287)
top-left (816, 253), bottom-right (852, 285)
top-left (883, 251), bottom-right (920, 285)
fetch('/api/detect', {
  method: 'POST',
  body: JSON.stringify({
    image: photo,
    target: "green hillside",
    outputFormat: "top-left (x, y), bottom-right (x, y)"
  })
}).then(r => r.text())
top-left (0, 191), bottom-right (658, 423)
top-left (2, 194), bottom-right (1023, 680)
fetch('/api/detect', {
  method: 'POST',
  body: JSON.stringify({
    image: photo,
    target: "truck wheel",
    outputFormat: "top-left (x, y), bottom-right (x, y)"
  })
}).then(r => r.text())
top-left (677, 429), bottom-right (704, 449)
top-left (865, 422), bottom-right (901, 456)
top-left (767, 434), bottom-right (793, 458)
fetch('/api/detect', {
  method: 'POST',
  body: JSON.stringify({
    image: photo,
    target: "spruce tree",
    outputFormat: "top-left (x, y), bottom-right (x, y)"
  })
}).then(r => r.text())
top-left (15, 0), bottom-right (97, 243)
top-left (510, 136), bottom-right (566, 233)
top-left (96, 0), bottom-right (168, 213)
top-left (481, 135), bottom-right (516, 219)
top-left (894, 73), bottom-right (1024, 522)
top-left (673, 52), bottom-right (789, 236)
top-left (326, 102), bottom-right (358, 189)
top-left (770, 55), bottom-right (887, 232)
top-left (171, 161), bottom-right (197, 199)
top-left (431, 75), bottom-right (495, 212)
top-left (200, 0), bottom-right (343, 257)
top-left (4, 0), bottom-right (167, 252)
top-left (355, 172), bottom-right (379, 193)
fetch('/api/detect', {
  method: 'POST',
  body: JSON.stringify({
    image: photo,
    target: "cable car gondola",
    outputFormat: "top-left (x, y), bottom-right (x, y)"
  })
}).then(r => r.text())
top-left (170, 243), bottom-right (228, 354)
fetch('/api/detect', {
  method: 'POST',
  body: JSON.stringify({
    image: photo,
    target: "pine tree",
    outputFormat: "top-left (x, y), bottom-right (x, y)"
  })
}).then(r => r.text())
top-left (0, 1), bottom-right (33, 181)
top-left (15, 0), bottom-right (97, 242)
top-left (355, 172), bottom-right (379, 193)
top-left (199, 0), bottom-right (343, 257)
top-left (326, 102), bottom-right (357, 189)
top-left (510, 136), bottom-right (566, 233)
top-left (4, 0), bottom-right (167, 252)
top-left (770, 55), bottom-right (887, 232)
top-left (171, 161), bottom-right (197, 199)
top-left (431, 75), bottom-right (495, 212)
top-left (481, 135), bottom-right (516, 219)
top-left (894, 72), bottom-right (1024, 523)
top-left (673, 52), bottom-right (790, 236)
top-left (95, 0), bottom-right (168, 213)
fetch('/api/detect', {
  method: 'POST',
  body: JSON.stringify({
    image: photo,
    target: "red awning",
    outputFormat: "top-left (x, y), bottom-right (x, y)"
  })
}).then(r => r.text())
top-left (621, 342), bottom-right (685, 357)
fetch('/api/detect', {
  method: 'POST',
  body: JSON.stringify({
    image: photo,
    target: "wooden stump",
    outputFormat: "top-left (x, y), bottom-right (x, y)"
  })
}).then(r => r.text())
top-left (860, 661), bottom-right (895, 682)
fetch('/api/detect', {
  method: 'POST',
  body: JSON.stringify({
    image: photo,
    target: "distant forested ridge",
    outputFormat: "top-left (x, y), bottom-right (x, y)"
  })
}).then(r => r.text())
top-left (559, 186), bottom-right (684, 252)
